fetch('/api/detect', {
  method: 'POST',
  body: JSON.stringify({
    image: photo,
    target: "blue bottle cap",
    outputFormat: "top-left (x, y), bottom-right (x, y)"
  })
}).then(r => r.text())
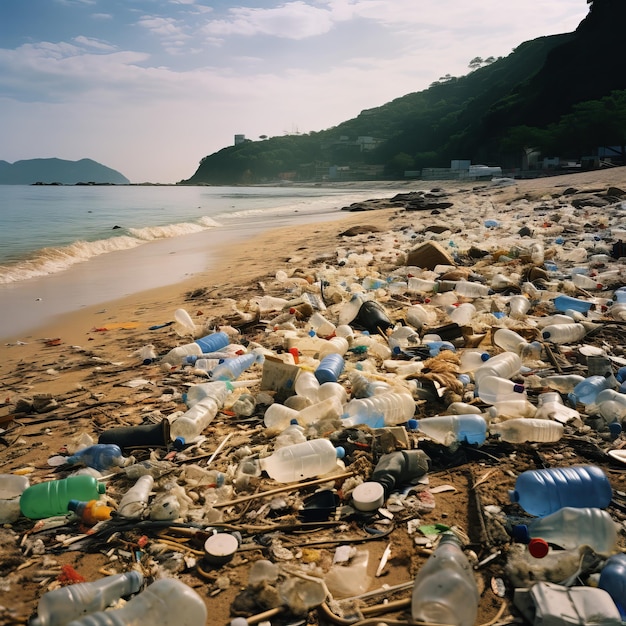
top-left (335, 446), bottom-right (346, 459)
top-left (173, 436), bottom-right (186, 450)
top-left (407, 419), bottom-right (419, 431)
top-left (481, 353), bottom-right (490, 361)
top-left (511, 524), bottom-right (531, 544)
top-left (609, 422), bottom-right (622, 439)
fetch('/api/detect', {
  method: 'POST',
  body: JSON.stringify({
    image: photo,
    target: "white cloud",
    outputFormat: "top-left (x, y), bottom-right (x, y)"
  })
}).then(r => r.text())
top-left (138, 16), bottom-right (189, 40)
top-left (74, 36), bottom-right (116, 51)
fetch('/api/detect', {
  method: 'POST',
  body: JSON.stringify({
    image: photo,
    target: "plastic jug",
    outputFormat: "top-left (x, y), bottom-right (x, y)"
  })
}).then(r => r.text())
top-left (473, 352), bottom-right (521, 385)
top-left (314, 353), bottom-right (345, 384)
top-left (509, 465), bottom-right (613, 517)
top-left (343, 392), bottom-right (416, 426)
top-left (599, 553), bottom-right (626, 619)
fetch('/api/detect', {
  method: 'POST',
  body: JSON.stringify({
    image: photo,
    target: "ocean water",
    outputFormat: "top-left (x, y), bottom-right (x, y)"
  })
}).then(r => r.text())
top-left (0, 184), bottom-right (410, 339)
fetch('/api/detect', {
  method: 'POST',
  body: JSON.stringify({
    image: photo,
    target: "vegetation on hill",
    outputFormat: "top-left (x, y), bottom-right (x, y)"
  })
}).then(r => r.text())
top-left (183, 0), bottom-right (626, 185)
top-left (0, 158), bottom-right (130, 185)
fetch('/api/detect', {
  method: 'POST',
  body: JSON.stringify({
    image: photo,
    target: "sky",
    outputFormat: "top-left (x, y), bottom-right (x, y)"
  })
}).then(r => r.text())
top-left (0, 0), bottom-right (590, 184)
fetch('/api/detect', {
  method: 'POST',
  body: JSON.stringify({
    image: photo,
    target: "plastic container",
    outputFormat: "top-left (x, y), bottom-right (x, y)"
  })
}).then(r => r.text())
top-left (162, 331), bottom-right (229, 365)
top-left (308, 312), bottom-right (336, 337)
top-left (351, 300), bottom-right (393, 335)
top-left (98, 419), bottom-right (171, 452)
top-left (542, 374), bottom-right (585, 394)
top-left (541, 322), bottom-right (588, 344)
top-left (489, 418), bottom-right (564, 443)
top-left (599, 553), bottom-right (626, 619)
top-left (572, 273), bottom-right (603, 290)
top-left (0, 474), bottom-right (30, 523)
top-left (20, 476), bottom-right (106, 520)
top-left (458, 350), bottom-right (490, 373)
top-left (63, 577), bottom-right (207, 626)
top-left (512, 507), bottom-right (618, 555)
top-left (343, 392), bottom-right (416, 426)
top-left (318, 336), bottom-right (350, 358)
top-left (473, 352), bottom-right (521, 385)
top-left (64, 444), bottom-right (127, 472)
top-left (274, 420), bottom-right (307, 449)
top-left (596, 389), bottom-right (626, 421)
top-left (534, 392), bottom-right (581, 424)
top-left (552, 294), bottom-right (593, 314)
top-left (265, 396), bottom-right (343, 431)
top-left (476, 375), bottom-right (526, 405)
top-left (194, 331), bottom-right (230, 353)
top-left (68, 499), bottom-right (113, 525)
top-left (454, 280), bottom-right (493, 298)
top-left (411, 531), bottom-right (479, 626)
top-left (509, 465), bottom-right (613, 517)
top-left (568, 374), bottom-right (615, 407)
top-left (314, 353), bottom-right (345, 384)
top-left (170, 395), bottom-right (222, 443)
top-left (184, 380), bottom-right (233, 407)
top-left (294, 370), bottom-right (320, 402)
top-left (348, 371), bottom-right (392, 398)
top-left (209, 351), bottom-right (263, 381)
top-left (508, 295), bottom-right (531, 319)
top-left (409, 414), bottom-right (487, 446)
top-left (117, 475), bottom-right (154, 519)
top-left (30, 571), bottom-right (145, 626)
top-left (370, 450), bottom-right (431, 497)
top-left (492, 328), bottom-right (541, 361)
top-left (259, 439), bottom-right (345, 483)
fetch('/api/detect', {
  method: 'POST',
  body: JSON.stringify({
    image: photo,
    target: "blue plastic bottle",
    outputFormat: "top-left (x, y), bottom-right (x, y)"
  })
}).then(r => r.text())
top-left (314, 353), bottom-right (345, 384)
top-left (209, 351), bottom-right (263, 381)
top-left (567, 375), bottom-right (615, 406)
top-left (408, 415), bottom-right (487, 446)
top-left (509, 465), bottom-right (612, 517)
top-left (66, 444), bottom-right (127, 472)
top-left (599, 553), bottom-right (626, 618)
top-left (194, 331), bottom-right (230, 354)
top-left (552, 294), bottom-right (592, 314)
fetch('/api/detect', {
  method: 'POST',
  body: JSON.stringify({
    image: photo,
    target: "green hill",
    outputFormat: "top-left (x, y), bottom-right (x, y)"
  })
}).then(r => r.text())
top-left (183, 0), bottom-right (626, 185)
top-left (0, 158), bottom-right (130, 185)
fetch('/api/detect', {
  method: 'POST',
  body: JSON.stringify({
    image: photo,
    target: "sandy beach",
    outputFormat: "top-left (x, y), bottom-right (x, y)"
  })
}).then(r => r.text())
top-left (1, 167), bottom-right (626, 626)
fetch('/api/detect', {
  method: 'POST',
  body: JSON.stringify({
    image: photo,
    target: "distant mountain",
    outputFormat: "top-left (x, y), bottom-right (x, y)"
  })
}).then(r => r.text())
top-left (0, 158), bottom-right (130, 185)
top-left (184, 0), bottom-right (626, 184)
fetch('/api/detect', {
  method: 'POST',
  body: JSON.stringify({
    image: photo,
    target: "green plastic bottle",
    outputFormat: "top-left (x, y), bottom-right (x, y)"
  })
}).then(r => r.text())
top-left (20, 475), bottom-right (106, 519)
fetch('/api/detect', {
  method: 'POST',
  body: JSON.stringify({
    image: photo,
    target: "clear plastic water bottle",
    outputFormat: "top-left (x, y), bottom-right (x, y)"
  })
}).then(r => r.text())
top-left (541, 322), bottom-right (588, 344)
top-left (476, 375), bottom-right (526, 405)
top-left (314, 353), bottom-right (345, 384)
top-left (492, 328), bottom-right (541, 361)
top-left (20, 475), bottom-right (106, 520)
top-left (508, 295), bottom-right (531, 319)
top-left (170, 395), bottom-right (223, 443)
top-left (568, 375), bottom-right (615, 407)
top-left (489, 418), bottom-right (563, 443)
top-left (509, 465), bottom-right (613, 517)
top-left (511, 507), bottom-right (618, 555)
top-left (458, 350), bottom-right (490, 373)
top-left (183, 380), bottom-right (233, 407)
top-left (411, 531), bottom-right (479, 626)
top-left (596, 389), bottom-right (626, 421)
top-left (454, 280), bottom-right (493, 298)
top-left (318, 336), bottom-right (350, 358)
top-left (0, 474), bottom-right (30, 523)
top-left (259, 439), bottom-right (345, 483)
top-left (162, 331), bottom-right (229, 365)
top-left (408, 414), bottom-right (487, 446)
top-left (343, 392), bottom-right (416, 426)
top-left (117, 475), bottom-right (154, 519)
top-left (308, 312), bottom-right (337, 337)
top-left (263, 402), bottom-right (299, 430)
top-left (64, 444), bottom-right (128, 472)
top-left (599, 553), bottom-right (626, 619)
top-left (209, 350), bottom-right (263, 381)
top-left (274, 420), bottom-right (307, 449)
top-left (63, 578), bottom-right (207, 626)
top-left (30, 571), bottom-right (144, 626)
top-left (542, 374), bottom-right (585, 393)
top-left (295, 370), bottom-right (320, 402)
top-left (473, 352), bottom-right (521, 385)
top-left (348, 371), bottom-right (392, 398)
top-left (533, 392), bottom-right (582, 425)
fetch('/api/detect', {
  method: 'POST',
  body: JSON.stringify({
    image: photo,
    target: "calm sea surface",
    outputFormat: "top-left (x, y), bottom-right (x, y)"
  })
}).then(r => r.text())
top-left (0, 184), bottom-right (410, 339)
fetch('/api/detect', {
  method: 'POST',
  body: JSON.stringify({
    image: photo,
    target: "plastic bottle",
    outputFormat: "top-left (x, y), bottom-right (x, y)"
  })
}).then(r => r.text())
top-left (534, 392), bottom-right (582, 425)
top-left (489, 418), bottom-right (563, 443)
top-left (117, 475), bottom-right (154, 519)
top-left (185, 357), bottom-right (220, 371)
top-left (294, 370), bottom-right (320, 402)
top-left (259, 439), bottom-right (345, 483)
top-left (162, 331), bottom-right (229, 365)
top-left (473, 352), bottom-right (522, 385)
top-left (458, 350), bottom-right (490, 374)
top-left (541, 322), bottom-right (588, 344)
top-left (308, 312), bottom-right (337, 337)
top-left (64, 444), bottom-right (128, 472)
top-left (408, 414), bottom-right (487, 446)
top-left (552, 294), bottom-right (593, 314)
top-left (411, 531), bottom-right (479, 626)
top-left (63, 577), bottom-right (207, 626)
top-left (183, 380), bottom-right (232, 408)
top-left (370, 450), bottom-right (431, 497)
top-left (348, 371), bottom-right (392, 398)
top-left (454, 280), bottom-right (493, 298)
top-left (274, 420), bottom-right (307, 449)
top-left (318, 336), bottom-right (350, 358)
top-left (314, 353), bottom-right (345, 384)
top-left (492, 328), bottom-right (541, 361)
top-left (476, 375), bottom-right (526, 405)
top-left (30, 571), bottom-right (145, 626)
top-left (542, 374), bottom-right (585, 394)
top-left (209, 350), bottom-right (263, 381)
top-left (508, 295), bottom-right (531, 319)
top-left (596, 389), bottom-right (626, 421)
top-left (170, 394), bottom-right (224, 443)
top-left (509, 465), bottom-right (613, 517)
top-left (568, 375), bottom-right (615, 407)
top-left (338, 293), bottom-right (369, 326)
top-left (263, 402), bottom-right (299, 430)
top-left (511, 507), bottom-right (618, 556)
top-left (343, 392), bottom-right (416, 426)
top-left (599, 553), bottom-right (626, 619)
top-left (68, 499), bottom-right (113, 525)
top-left (448, 302), bottom-right (476, 326)
top-left (572, 273), bottom-right (603, 290)
top-left (20, 476), bottom-right (106, 520)
top-left (407, 277), bottom-right (439, 294)
top-left (0, 474), bottom-right (30, 523)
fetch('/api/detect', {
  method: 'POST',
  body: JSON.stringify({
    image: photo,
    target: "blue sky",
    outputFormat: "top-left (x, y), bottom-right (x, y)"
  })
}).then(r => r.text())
top-left (0, 0), bottom-right (589, 183)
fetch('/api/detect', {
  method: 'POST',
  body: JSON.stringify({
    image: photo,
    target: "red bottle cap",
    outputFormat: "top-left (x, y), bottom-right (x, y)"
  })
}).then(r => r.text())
top-left (528, 538), bottom-right (549, 558)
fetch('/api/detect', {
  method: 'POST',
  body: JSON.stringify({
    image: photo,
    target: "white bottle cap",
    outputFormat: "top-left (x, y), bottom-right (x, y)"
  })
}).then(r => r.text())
top-left (204, 533), bottom-right (239, 565)
top-left (352, 481), bottom-right (385, 512)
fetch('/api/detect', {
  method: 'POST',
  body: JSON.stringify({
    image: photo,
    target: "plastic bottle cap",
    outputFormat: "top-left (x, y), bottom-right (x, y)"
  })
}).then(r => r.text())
top-left (407, 419), bottom-right (419, 431)
top-left (481, 353), bottom-right (490, 361)
top-left (173, 436), bottom-right (186, 450)
top-left (96, 482), bottom-right (106, 494)
top-left (511, 524), bottom-right (531, 544)
top-left (609, 422), bottom-right (623, 438)
top-left (528, 538), bottom-right (550, 558)
top-left (352, 481), bottom-right (385, 512)
top-left (204, 533), bottom-right (239, 565)
top-left (335, 446), bottom-right (346, 460)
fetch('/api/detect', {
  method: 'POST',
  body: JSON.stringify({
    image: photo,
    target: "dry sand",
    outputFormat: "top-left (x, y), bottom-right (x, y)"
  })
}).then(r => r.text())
top-left (1, 167), bottom-right (626, 626)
